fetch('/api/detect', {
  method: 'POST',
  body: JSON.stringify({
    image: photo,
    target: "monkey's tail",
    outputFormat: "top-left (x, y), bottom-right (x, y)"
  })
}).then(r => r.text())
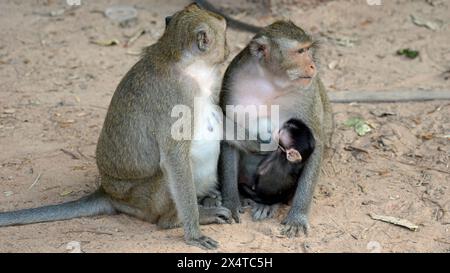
top-left (0, 189), bottom-right (115, 227)
top-left (195, 0), bottom-right (261, 33)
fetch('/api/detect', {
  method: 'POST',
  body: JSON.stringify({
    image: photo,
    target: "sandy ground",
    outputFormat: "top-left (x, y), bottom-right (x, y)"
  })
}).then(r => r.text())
top-left (0, 0), bottom-right (449, 253)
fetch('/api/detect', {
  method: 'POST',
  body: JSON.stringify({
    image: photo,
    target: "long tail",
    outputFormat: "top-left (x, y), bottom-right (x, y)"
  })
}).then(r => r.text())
top-left (195, 0), bottom-right (261, 33)
top-left (0, 189), bottom-right (115, 227)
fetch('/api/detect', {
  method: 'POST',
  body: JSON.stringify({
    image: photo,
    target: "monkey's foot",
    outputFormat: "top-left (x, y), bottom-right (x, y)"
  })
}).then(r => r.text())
top-left (200, 189), bottom-right (222, 207)
top-left (186, 235), bottom-right (218, 250)
top-left (251, 203), bottom-right (279, 221)
top-left (222, 199), bottom-right (243, 223)
top-left (199, 205), bottom-right (232, 225)
top-left (281, 213), bottom-right (310, 237)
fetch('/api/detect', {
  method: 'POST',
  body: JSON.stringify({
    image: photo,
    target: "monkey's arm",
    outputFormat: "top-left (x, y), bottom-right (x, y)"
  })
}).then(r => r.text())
top-left (281, 144), bottom-right (323, 237)
top-left (219, 142), bottom-right (242, 223)
top-left (329, 90), bottom-right (450, 103)
top-left (222, 115), bottom-right (262, 153)
top-left (161, 141), bottom-right (218, 249)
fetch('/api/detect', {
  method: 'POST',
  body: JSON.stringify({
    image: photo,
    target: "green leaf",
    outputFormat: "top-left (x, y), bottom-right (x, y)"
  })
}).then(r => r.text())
top-left (355, 122), bottom-right (372, 136)
top-left (344, 117), bottom-right (372, 136)
top-left (397, 48), bottom-right (419, 59)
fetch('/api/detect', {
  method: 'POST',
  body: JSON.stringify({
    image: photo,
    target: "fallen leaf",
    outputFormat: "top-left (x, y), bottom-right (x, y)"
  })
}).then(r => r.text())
top-left (60, 190), bottom-right (73, 196)
top-left (421, 133), bottom-right (434, 140)
top-left (397, 48), bottom-right (419, 59)
top-left (328, 60), bottom-right (338, 70)
top-left (3, 109), bottom-right (15, 114)
top-left (334, 36), bottom-right (359, 47)
top-left (344, 117), bottom-right (372, 136)
top-left (58, 119), bottom-right (76, 128)
top-left (72, 165), bottom-right (88, 171)
top-left (369, 213), bottom-right (419, 231)
top-left (411, 14), bottom-right (442, 30)
top-left (3, 191), bottom-right (14, 197)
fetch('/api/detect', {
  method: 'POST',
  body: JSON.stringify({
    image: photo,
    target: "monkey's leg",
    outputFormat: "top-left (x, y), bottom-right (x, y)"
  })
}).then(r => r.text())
top-left (281, 145), bottom-right (323, 237)
top-left (219, 142), bottom-right (243, 223)
top-left (162, 145), bottom-right (219, 250)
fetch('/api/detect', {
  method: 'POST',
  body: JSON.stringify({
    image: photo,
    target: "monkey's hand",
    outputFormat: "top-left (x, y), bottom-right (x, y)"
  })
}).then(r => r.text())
top-left (199, 205), bottom-right (232, 225)
top-left (250, 202), bottom-right (279, 221)
top-left (280, 213), bottom-right (310, 237)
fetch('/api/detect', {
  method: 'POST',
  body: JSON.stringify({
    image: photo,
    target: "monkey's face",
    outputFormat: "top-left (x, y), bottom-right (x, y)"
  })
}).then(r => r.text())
top-left (165, 3), bottom-right (228, 65)
top-left (249, 21), bottom-right (318, 87)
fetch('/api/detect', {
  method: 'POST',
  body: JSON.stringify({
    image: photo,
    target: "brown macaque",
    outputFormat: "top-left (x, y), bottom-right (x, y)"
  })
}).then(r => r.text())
top-left (0, 4), bottom-right (231, 250)
top-left (219, 21), bottom-right (334, 236)
top-left (239, 118), bottom-right (315, 208)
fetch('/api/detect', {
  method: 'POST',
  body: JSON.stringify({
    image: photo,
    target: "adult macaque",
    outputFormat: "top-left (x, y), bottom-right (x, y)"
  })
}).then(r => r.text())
top-left (219, 21), bottom-right (333, 236)
top-left (0, 4), bottom-right (231, 250)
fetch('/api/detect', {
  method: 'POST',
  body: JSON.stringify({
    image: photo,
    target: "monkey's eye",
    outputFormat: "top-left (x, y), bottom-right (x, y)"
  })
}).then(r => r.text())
top-left (298, 48), bottom-right (308, 54)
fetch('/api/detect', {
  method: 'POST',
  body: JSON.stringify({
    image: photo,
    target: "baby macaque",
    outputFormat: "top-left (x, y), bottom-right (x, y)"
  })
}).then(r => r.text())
top-left (239, 118), bottom-right (315, 205)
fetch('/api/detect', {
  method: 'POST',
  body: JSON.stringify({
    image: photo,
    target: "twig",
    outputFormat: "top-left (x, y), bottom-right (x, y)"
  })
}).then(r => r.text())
top-left (327, 213), bottom-right (358, 240)
top-left (28, 172), bottom-right (42, 190)
top-left (379, 155), bottom-right (450, 175)
top-left (63, 230), bottom-right (113, 236)
top-left (61, 148), bottom-right (80, 160)
top-left (124, 29), bottom-right (146, 47)
top-left (369, 213), bottom-right (419, 231)
top-left (344, 145), bottom-right (369, 154)
top-left (76, 147), bottom-right (90, 160)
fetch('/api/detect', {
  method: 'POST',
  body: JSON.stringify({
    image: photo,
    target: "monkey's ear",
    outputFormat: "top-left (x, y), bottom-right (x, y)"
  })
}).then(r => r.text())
top-left (196, 29), bottom-right (210, 52)
top-left (165, 16), bottom-right (173, 28)
top-left (249, 36), bottom-right (269, 59)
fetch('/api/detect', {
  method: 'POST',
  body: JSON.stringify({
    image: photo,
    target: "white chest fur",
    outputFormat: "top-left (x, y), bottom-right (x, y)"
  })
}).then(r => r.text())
top-left (184, 61), bottom-right (222, 196)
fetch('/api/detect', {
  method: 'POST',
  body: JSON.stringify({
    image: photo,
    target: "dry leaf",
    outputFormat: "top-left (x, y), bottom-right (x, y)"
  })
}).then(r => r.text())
top-left (421, 133), bottom-right (434, 140)
top-left (60, 190), bottom-right (73, 196)
top-left (3, 191), bottom-right (14, 197)
top-left (411, 14), bottom-right (442, 31)
top-left (3, 109), bottom-right (15, 114)
top-left (328, 60), bottom-right (338, 70)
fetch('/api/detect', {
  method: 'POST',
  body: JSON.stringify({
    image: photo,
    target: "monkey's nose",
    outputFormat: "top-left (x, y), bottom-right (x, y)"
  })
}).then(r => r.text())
top-left (307, 64), bottom-right (316, 76)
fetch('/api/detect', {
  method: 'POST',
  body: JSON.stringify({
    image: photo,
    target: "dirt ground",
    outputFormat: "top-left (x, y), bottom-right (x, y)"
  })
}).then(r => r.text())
top-left (0, 0), bottom-right (449, 253)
